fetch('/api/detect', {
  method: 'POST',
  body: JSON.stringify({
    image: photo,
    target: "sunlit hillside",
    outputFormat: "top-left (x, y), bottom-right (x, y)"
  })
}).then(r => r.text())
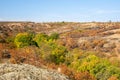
top-left (0, 22), bottom-right (120, 80)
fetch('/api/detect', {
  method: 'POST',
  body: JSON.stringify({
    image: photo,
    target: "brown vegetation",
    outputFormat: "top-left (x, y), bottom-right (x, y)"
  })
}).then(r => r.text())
top-left (1, 22), bottom-right (120, 80)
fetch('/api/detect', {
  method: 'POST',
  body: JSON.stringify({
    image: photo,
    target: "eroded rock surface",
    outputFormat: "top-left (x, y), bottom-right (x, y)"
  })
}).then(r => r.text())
top-left (0, 63), bottom-right (69, 80)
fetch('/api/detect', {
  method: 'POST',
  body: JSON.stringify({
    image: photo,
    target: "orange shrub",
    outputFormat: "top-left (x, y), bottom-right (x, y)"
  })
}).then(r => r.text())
top-left (108, 76), bottom-right (118, 80)
top-left (74, 71), bottom-right (96, 80)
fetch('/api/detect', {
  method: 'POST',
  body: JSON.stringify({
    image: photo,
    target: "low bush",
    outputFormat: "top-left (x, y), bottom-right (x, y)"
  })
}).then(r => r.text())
top-left (49, 32), bottom-right (59, 40)
top-left (14, 32), bottom-right (35, 48)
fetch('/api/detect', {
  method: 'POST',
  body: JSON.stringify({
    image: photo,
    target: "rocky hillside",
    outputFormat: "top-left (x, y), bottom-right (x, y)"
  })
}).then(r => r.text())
top-left (0, 22), bottom-right (120, 80)
top-left (0, 63), bottom-right (69, 80)
top-left (1, 21), bottom-right (120, 57)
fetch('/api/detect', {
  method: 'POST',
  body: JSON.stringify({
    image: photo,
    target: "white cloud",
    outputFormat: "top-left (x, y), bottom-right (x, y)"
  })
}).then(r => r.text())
top-left (96, 10), bottom-right (120, 14)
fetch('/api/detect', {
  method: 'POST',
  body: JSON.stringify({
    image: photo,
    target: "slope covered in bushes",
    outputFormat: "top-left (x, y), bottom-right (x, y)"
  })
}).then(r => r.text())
top-left (1, 22), bottom-right (120, 80)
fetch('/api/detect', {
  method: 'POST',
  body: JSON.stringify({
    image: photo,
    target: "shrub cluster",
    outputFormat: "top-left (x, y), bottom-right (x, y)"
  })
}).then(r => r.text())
top-left (10, 32), bottom-right (120, 80)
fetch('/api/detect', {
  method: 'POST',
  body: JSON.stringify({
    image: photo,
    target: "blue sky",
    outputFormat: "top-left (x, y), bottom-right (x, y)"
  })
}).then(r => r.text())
top-left (0, 0), bottom-right (120, 22)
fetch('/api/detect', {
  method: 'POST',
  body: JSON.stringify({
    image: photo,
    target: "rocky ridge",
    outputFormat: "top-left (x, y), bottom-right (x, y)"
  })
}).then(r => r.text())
top-left (0, 63), bottom-right (69, 80)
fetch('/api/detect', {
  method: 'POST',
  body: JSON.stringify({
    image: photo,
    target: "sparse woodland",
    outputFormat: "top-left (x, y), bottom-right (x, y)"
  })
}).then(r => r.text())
top-left (0, 22), bottom-right (120, 80)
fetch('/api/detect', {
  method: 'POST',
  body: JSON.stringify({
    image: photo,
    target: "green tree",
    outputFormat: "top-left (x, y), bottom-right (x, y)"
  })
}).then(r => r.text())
top-left (14, 32), bottom-right (35, 48)
top-left (49, 32), bottom-right (59, 40)
top-left (51, 45), bottom-right (67, 64)
top-left (33, 33), bottom-right (49, 47)
top-left (77, 55), bottom-right (100, 72)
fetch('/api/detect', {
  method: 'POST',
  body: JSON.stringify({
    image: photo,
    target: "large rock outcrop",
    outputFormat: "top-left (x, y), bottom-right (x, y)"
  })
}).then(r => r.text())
top-left (0, 63), bottom-right (69, 80)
